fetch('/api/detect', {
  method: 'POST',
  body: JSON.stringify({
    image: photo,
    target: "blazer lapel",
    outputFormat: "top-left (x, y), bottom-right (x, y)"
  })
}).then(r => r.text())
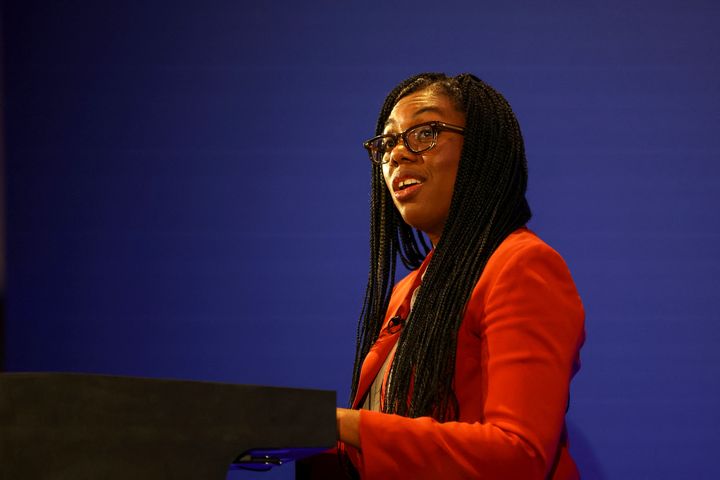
top-left (352, 254), bottom-right (433, 409)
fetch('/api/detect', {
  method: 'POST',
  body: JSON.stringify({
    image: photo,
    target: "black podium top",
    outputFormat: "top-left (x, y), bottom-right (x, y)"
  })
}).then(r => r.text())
top-left (0, 373), bottom-right (336, 479)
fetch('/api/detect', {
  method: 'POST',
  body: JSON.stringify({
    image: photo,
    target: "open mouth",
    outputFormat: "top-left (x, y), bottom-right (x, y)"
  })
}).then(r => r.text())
top-left (397, 178), bottom-right (422, 190)
top-left (392, 175), bottom-right (425, 200)
top-left (393, 174), bottom-right (425, 191)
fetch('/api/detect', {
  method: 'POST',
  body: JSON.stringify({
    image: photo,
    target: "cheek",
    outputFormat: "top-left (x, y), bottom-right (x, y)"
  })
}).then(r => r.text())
top-left (382, 165), bottom-right (393, 192)
top-left (434, 158), bottom-right (460, 194)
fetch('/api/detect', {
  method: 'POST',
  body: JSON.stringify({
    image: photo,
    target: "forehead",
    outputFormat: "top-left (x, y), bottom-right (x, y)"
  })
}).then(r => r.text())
top-left (385, 89), bottom-right (464, 130)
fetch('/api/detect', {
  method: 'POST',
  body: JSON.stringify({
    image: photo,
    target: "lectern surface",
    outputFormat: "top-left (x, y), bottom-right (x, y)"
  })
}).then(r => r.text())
top-left (0, 373), bottom-right (336, 480)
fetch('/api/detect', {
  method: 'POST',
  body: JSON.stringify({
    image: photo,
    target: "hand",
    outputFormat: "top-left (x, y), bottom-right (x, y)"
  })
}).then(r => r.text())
top-left (336, 407), bottom-right (361, 448)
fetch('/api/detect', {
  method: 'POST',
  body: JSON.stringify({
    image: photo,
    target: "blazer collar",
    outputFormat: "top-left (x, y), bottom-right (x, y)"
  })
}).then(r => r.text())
top-left (352, 252), bottom-right (433, 409)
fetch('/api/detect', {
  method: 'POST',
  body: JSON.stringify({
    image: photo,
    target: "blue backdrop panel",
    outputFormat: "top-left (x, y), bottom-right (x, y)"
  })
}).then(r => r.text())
top-left (4, 1), bottom-right (719, 478)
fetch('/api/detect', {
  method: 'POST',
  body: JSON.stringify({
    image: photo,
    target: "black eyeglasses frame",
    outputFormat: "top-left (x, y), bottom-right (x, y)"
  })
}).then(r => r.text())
top-left (363, 121), bottom-right (465, 165)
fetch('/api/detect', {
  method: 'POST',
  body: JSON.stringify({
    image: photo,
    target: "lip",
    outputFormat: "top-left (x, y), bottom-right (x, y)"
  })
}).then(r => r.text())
top-left (394, 183), bottom-right (422, 201)
top-left (392, 172), bottom-right (426, 202)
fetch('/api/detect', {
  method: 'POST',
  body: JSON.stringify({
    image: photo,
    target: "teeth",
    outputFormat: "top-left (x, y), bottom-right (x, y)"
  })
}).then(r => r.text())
top-left (398, 178), bottom-right (421, 189)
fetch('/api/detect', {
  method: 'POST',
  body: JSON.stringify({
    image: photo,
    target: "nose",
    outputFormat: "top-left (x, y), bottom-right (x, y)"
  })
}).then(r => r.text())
top-left (387, 140), bottom-right (418, 166)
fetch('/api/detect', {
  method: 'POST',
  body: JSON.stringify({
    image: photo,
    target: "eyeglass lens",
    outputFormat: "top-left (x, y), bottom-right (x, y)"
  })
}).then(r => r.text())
top-left (372, 124), bottom-right (436, 155)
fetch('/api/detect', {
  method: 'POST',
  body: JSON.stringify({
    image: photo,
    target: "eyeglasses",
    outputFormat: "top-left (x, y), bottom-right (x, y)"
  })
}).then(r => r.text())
top-left (363, 121), bottom-right (465, 165)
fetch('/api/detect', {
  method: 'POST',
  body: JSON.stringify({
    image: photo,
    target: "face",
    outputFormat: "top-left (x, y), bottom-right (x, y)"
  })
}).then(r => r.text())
top-left (382, 89), bottom-right (465, 245)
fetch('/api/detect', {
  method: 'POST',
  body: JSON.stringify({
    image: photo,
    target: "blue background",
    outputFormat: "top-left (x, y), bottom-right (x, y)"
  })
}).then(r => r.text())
top-left (3, 1), bottom-right (719, 478)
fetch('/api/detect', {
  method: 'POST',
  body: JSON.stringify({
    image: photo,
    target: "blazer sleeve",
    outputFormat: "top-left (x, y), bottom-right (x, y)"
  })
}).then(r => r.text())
top-left (353, 241), bottom-right (585, 479)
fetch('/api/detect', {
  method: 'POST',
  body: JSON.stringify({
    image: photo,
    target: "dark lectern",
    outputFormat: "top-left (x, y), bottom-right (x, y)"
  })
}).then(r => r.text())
top-left (0, 373), bottom-right (336, 479)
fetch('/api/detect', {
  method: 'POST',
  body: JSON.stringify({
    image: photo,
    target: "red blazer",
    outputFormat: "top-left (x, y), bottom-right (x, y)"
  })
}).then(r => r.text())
top-left (347, 228), bottom-right (585, 479)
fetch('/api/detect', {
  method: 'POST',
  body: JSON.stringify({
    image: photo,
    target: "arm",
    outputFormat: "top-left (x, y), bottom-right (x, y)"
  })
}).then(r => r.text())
top-left (336, 407), bottom-right (360, 448)
top-left (345, 242), bottom-right (584, 479)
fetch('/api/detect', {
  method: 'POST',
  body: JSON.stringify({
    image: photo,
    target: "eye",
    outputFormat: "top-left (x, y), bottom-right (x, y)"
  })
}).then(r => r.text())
top-left (409, 124), bottom-right (435, 145)
top-left (376, 135), bottom-right (397, 152)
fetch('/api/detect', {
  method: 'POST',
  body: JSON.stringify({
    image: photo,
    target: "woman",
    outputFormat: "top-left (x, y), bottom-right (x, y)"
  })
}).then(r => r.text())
top-left (335, 73), bottom-right (585, 479)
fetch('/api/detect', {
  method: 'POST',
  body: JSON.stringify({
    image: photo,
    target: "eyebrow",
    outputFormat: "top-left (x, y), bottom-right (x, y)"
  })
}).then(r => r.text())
top-left (384, 106), bottom-right (445, 129)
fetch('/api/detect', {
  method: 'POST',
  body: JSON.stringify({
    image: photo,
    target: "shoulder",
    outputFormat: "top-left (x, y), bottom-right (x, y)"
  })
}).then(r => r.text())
top-left (460, 228), bottom-right (584, 362)
top-left (468, 227), bottom-right (583, 323)
top-left (482, 227), bottom-right (574, 286)
top-left (491, 227), bottom-right (562, 263)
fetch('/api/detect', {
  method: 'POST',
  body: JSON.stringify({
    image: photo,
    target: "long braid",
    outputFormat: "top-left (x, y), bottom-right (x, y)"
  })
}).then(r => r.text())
top-left (349, 75), bottom-right (430, 402)
top-left (350, 73), bottom-right (531, 421)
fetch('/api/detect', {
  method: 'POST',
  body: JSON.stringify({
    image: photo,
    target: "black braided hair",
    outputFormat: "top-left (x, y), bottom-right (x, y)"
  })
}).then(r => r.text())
top-left (350, 73), bottom-right (532, 421)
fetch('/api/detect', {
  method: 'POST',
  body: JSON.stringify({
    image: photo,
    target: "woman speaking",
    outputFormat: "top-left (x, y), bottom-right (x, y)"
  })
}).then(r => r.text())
top-left (336, 73), bottom-right (585, 479)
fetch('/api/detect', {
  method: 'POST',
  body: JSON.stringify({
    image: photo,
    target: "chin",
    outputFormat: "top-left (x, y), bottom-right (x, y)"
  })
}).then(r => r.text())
top-left (397, 209), bottom-right (441, 236)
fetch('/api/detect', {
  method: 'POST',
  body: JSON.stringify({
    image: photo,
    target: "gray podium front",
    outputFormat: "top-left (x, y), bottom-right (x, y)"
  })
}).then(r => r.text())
top-left (0, 373), bottom-right (336, 479)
